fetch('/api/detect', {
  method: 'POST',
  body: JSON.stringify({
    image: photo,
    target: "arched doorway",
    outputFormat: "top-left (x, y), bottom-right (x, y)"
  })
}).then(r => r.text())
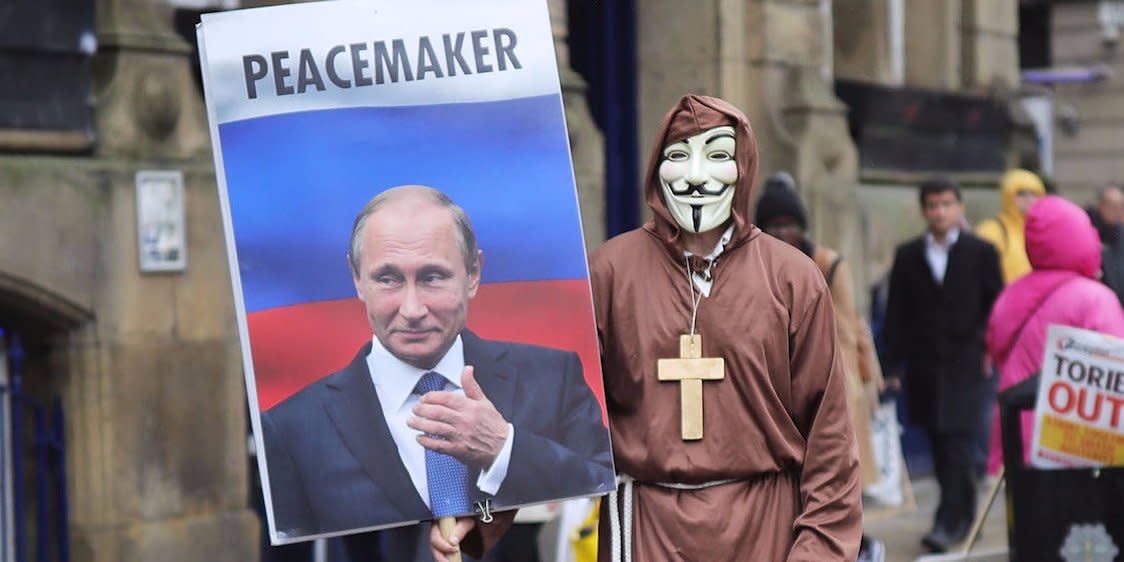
top-left (0, 272), bottom-right (90, 562)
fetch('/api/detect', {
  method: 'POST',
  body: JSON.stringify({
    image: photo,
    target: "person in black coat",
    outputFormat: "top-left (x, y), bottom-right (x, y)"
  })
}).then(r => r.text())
top-left (882, 176), bottom-right (1003, 553)
top-left (1087, 184), bottom-right (1124, 306)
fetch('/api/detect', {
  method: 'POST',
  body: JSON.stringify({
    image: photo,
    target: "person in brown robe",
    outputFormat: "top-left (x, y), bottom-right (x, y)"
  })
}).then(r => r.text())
top-left (589, 95), bottom-right (861, 561)
top-left (432, 94), bottom-right (861, 562)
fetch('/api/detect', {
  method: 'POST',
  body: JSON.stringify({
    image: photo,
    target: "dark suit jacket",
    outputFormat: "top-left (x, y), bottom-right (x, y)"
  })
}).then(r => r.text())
top-left (883, 231), bottom-right (1003, 432)
top-left (260, 331), bottom-right (614, 539)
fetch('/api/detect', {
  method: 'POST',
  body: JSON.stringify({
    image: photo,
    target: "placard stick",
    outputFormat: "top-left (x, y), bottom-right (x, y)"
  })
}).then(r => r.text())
top-left (962, 467), bottom-right (1004, 555)
top-left (438, 517), bottom-right (462, 562)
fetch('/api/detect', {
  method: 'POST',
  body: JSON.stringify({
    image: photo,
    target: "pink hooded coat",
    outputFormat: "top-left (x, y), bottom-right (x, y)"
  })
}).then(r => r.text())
top-left (985, 196), bottom-right (1124, 473)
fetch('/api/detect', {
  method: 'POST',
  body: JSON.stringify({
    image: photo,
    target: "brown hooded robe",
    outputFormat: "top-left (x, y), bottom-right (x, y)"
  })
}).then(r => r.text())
top-left (590, 95), bottom-right (861, 561)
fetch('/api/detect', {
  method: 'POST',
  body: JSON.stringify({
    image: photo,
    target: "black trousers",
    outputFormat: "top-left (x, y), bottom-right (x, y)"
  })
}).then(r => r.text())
top-left (483, 523), bottom-right (543, 562)
top-left (929, 430), bottom-right (977, 538)
top-left (974, 373), bottom-right (1000, 475)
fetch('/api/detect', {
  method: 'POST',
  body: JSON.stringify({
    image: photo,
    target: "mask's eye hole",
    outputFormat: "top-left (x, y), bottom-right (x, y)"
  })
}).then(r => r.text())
top-left (664, 149), bottom-right (689, 162)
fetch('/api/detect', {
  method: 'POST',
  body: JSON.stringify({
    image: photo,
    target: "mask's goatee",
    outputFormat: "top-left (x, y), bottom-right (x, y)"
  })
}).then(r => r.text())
top-left (691, 205), bottom-right (702, 233)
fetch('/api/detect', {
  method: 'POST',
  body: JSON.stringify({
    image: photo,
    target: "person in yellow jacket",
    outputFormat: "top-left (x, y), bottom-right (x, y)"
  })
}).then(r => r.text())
top-left (975, 169), bottom-right (1047, 284)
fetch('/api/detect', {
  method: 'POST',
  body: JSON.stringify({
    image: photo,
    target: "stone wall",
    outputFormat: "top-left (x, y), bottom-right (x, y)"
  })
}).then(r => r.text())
top-left (961, 0), bottom-right (1020, 91)
top-left (834, 0), bottom-right (897, 86)
top-left (837, 0), bottom-right (1017, 287)
top-left (0, 0), bottom-right (258, 560)
top-left (636, 0), bottom-right (863, 302)
top-left (1051, 3), bottom-right (1124, 204)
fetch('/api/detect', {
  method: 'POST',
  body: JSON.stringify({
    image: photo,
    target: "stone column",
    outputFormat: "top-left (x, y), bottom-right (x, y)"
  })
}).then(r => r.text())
top-left (961, 0), bottom-right (1020, 91)
top-left (635, 0), bottom-right (863, 296)
top-left (549, 0), bottom-right (607, 247)
top-left (741, 0), bottom-right (864, 299)
top-left (65, 1), bottom-right (259, 560)
top-left (833, 0), bottom-right (898, 85)
top-left (904, 0), bottom-right (961, 90)
top-left (637, 0), bottom-right (723, 188)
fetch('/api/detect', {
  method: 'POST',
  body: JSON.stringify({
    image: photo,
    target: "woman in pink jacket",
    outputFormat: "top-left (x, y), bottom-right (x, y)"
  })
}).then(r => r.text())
top-left (985, 195), bottom-right (1124, 473)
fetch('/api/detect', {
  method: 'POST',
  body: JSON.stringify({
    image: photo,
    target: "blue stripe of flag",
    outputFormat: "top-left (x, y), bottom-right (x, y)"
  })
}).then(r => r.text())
top-left (217, 94), bottom-right (589, 313)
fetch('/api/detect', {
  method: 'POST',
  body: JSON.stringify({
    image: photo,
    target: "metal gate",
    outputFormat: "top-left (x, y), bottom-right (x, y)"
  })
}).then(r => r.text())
top-left (1, 331), bottom-right (14, 562)
top-left (3, 332), bottom-right (69, 562)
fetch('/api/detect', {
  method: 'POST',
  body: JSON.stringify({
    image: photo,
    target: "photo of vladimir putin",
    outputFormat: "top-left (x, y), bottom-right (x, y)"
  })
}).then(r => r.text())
top-left (260, 185), bottom-right (615, 538)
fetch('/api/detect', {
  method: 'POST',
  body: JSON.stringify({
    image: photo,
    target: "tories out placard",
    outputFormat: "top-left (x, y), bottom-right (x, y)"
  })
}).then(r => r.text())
top-left (197, 0), bottom-right (615, 544)
top-left (1030, 325), bottom-right (1124, 469)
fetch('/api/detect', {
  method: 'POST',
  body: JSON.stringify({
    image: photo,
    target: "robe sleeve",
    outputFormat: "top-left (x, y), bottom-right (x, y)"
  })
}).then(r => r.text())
top-left (589, 248), bottom-right (613, 349)
top-left (786, 285), bottom-right (862, 562)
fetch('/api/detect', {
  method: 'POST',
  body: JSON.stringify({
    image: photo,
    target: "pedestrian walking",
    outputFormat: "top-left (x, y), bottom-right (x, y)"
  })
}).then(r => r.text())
top-left (882, 176), bottom-right (1003, 554)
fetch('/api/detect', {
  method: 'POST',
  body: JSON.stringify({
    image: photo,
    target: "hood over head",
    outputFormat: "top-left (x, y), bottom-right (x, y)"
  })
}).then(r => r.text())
top-left (987, 196), bottom-right (1100, 367)
top-left (1025, 195), bottom-right (1101, 277)
top-left (644, 95), bottom-right (759, 251)
top-left (998, 169), bottom-right (1046, 223)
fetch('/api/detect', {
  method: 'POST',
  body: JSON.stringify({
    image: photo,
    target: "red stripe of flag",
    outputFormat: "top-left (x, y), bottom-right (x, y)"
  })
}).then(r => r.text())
top-left (247, 280), bottom-right (605, 423)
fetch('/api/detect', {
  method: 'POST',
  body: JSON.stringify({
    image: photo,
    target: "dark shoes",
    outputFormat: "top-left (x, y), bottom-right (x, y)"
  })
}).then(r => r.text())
top-left (921, 524), bottom-right (968, 553)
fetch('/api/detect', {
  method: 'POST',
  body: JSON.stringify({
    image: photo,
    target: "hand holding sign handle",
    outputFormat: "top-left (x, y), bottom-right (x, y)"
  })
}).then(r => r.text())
top-left (432, 516), bottom-right (475, 562)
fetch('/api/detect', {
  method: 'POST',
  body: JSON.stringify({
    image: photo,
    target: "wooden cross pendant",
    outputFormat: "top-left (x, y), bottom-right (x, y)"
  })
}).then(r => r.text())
top-left (657, 334), bottom-right (725, 440)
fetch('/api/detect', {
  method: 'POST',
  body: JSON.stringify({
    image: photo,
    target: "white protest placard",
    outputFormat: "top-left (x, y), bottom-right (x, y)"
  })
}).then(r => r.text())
top-left (1030, 325), bottom-right (1124, 469)
top-left (197, 0), bottom-right (614, 545)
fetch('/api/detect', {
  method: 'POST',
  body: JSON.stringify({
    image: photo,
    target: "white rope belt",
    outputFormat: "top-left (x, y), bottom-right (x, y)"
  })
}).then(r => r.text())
top-left (607, 474), bottom-right (739, 562)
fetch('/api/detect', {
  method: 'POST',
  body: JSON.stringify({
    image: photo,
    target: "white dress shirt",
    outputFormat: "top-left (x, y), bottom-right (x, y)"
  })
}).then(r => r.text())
top-left (924, 228), bottom-right (960, 284)
top-left (366, 335), bottom-right (514, 508)
top-left (684, 224), bottom-right (735, 297)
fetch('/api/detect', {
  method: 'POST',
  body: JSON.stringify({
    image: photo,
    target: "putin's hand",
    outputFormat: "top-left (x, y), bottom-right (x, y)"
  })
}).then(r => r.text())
top-left (410, 366), bottom-right (510, 469)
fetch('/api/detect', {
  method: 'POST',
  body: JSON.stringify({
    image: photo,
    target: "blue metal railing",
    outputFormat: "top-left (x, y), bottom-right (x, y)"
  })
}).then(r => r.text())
top-left (1, 327), bottom-right (11, 562)
top-left (5, 332), bottom-right (69, 562)
top-left (10, 334), bottom-right (24, 562)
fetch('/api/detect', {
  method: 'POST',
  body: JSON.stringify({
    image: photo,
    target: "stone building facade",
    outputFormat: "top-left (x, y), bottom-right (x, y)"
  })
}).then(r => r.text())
top-left (1049, 1), bottom-right (1124, 204)
top-left (632, 0), bottom-right (1022, 307)
top-left (1, 1), bottom-right (257, 561)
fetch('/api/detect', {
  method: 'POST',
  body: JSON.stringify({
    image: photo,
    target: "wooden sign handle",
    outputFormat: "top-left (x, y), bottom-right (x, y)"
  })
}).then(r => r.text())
top-left (438, 517), bottom-right (462, 562)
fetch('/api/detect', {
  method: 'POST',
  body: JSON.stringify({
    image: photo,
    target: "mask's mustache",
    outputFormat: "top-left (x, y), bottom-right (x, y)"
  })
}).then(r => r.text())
top-left (668, 182), bottom-right (732, 197)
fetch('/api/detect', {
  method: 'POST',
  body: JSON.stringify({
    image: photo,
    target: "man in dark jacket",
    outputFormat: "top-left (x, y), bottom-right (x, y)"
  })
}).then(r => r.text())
top-left (883, 176), bottom-right (1003, 553)
top-left (1088, 184), bottom-right (1124, 305)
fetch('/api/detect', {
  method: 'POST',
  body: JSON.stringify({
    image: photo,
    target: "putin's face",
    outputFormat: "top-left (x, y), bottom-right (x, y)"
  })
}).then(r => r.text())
top-left (351, 202), bottom-right (480, 370)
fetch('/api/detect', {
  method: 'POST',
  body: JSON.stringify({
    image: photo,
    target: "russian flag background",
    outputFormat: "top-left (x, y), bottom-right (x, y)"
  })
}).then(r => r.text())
top-left (217, 94), bottom-right (604, 417)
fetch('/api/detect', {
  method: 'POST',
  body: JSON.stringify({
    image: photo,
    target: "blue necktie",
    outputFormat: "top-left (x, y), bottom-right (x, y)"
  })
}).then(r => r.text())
top-left (415, 371), bottom-right (471, 517)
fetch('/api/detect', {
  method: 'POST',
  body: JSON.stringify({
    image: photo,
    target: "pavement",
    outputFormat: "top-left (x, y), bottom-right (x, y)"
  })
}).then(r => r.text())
top-left (865, 476), bottom-right (1010, 562)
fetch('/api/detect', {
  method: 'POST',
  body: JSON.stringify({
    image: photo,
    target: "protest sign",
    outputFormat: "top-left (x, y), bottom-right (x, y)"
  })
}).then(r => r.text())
top-left (197, 0), bottom-right (614, 544)
top-left (1031, 325), bottom-right (1124, 469)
